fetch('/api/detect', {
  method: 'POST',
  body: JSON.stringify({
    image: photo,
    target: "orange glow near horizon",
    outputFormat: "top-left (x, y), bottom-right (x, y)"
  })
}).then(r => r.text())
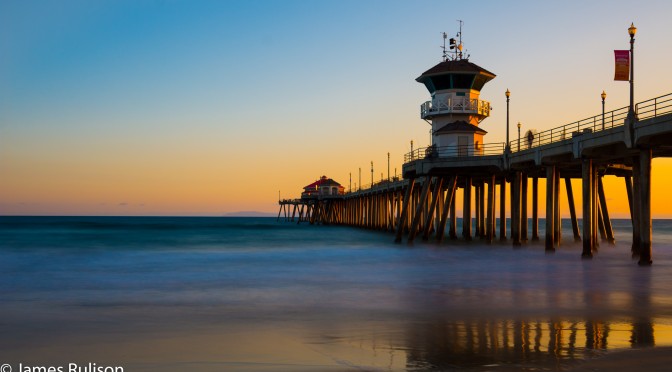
top-left (4, 153), bottom-right (672, 217)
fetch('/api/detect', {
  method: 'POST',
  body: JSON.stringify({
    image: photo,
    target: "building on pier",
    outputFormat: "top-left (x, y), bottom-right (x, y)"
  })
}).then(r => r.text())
top-left (301, 176), bottom-right (344, 199)
top-left (416, 51), bottom-right (495, 157)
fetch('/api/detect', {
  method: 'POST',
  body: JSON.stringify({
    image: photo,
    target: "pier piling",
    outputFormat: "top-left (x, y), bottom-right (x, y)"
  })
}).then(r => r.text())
top-left (546, 166), bottom-right (556, 251)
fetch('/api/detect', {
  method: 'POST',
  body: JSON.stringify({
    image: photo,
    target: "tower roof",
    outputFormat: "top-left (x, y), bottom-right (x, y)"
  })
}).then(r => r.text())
top-left (433, 120), bottom-right (487, 135)
top-left (417, 59), bottom-right (496, 80)
top-left (416, 59), bottom-right (496, 94)
top-left (303, 175), bottom-right (342, 190)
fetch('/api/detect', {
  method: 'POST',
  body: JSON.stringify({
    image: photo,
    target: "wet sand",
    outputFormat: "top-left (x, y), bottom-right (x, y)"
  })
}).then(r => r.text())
top-left (3, 217), bottom-right (672, 371)
top-left (567, 346), bottom-right (672, 372)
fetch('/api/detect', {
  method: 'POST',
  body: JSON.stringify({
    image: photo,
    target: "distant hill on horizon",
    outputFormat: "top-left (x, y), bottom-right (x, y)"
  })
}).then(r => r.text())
top-left (223, 211), bottom-right (276, 217)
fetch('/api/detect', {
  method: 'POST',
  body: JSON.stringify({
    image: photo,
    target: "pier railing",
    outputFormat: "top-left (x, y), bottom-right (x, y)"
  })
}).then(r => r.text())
top-left (509, 93), bottom-right (672, 152)
top-left (404, 143), bottom-right (505, 163)
top-left (636, 92), bottom-right (672, 120)
top-left (405, 93), bottom-right (672, 164)
top-left (509, 105), bottom-right (630, 152)
top-left (347, 177), bottom-right (405, 194)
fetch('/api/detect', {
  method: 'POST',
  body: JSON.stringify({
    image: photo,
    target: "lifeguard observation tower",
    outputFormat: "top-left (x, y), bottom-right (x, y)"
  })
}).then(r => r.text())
top-left (416, 26), bottom-right (495, 157)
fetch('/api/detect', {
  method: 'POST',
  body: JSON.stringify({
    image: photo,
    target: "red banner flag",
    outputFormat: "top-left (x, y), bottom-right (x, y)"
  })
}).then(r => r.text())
top-left (614, 50), bottom-right (630, 81)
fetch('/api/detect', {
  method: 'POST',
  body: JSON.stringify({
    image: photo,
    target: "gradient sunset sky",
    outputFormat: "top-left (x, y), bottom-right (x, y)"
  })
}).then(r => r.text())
top-left (2, 0), bottom-right (672, 216)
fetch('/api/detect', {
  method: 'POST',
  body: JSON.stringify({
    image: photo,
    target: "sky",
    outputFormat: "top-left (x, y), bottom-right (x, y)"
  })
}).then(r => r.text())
top-left (2, 0), bottom-right (672, 216)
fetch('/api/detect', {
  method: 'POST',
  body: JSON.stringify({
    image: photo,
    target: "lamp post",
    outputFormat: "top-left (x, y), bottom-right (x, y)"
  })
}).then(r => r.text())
top-left (628, 23), bottom-right (637, 120)
top-left (601, 90), bottom-right (607, 130)
top-left (349, 172), bottom-right (352, 192)
top-left (410, 140), bottom-right (414, 160)
top-left (358, 167), bottom-right (361, 191)
top-left (517, 122), bottom-right (521, 152)
top-left (505, 89), bottom-right (511, 153)
top-left (370, 161), bottom-right (374, 186)
top-left (387, 152), bottom-right (390, 181)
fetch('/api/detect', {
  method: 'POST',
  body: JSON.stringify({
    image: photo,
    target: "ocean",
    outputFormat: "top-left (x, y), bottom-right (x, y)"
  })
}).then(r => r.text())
top-left (1, 216), bottom-right (672, 371)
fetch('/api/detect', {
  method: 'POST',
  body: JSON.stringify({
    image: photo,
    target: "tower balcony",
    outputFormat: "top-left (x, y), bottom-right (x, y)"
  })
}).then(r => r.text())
top-left (420, 98), bottom-right (491, 120)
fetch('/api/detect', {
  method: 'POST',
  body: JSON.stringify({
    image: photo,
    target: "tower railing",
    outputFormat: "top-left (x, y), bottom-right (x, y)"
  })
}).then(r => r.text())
top-left (404, 143), bottom-right (505, 163)
top-left (420, 98), bottom-right (491, 119)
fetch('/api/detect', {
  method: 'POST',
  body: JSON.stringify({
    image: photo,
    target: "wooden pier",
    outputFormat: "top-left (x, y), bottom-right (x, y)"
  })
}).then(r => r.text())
top-left (279, 93), bottom-right (672, 264)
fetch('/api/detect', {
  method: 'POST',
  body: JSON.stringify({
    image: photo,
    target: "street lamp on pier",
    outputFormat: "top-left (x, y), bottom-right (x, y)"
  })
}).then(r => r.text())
top-left (505, 89), bottom-right (511, 153)
top-left (387, 152), bottom-right (390, 181)
top-left (517, 122), bottom-right (521, 152)
top-left (370, 161), bottom-right (374, 186)
top-left (358, 167), bottom-right (361, 191)
top-left (628, 23), bottom-right (637, 120)
top-left (601, 90), bottom-right (607, 130)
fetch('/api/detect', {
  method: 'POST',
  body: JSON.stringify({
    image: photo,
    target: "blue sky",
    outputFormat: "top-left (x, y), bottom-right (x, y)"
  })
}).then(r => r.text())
top-left (2, 0), bottom-right (671, 215)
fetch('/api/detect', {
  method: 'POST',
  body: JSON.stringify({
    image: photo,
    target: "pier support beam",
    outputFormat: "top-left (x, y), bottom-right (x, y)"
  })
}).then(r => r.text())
top-left (565, 177), bottom-right (581, 242)
top-left (499, 178), bottom-right (507, 241)
top-left (422, 177), bottom-right (444, 240)
top-left (625, 175), bottom-right (634, 221)
top-left (474, 184), bottom-right (481, 239)
top-left (437, 176), bottom-right (457, 243)
top-left (597, 205), bottom-right (608, 242)
top-left (553, 168), bottom-right (561, 247)
top-left (521, 173), bottom-right (528, 242)
top-left (639, 149), bottom-right (653, 265)
top-left (546, 165), bottom-right (556, 251)
top-left (463, 177), bottom-right (472, 240)
top-left (479, 182), bottom-right (486, 238)
top-left (408, 178), bottom-right (432, 242)
top-left (492, 182), bottom-right (497, 238)
top-left (449, 188), bottom-right (457, 239)
top-left (581, 159), bottom-right (594, 258)
top-left (597, 176), bottom-right (615, 245)
top-left (511, 172), bottom-right (521, 246)
top-left (632, 157), bottom-right (642, 257)
top-left (394, 179), bottom-right (415, 243)
top-left (486, 175), bottom-right (495, 243)
top-left (532, 176), bottom-right (539, 241)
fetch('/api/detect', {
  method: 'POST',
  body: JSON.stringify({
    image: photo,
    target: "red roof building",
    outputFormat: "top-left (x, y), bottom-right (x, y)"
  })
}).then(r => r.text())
top-left (301, 176), bottom-right (345, 199)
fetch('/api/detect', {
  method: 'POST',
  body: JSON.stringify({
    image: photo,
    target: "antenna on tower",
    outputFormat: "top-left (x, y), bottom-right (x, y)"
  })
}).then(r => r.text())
top-left (441, 32), bottom-right (448, 62)
top-left (441, 21), bottom-right (468, 62)
top-left (456, 19), bottom-right (464, 60)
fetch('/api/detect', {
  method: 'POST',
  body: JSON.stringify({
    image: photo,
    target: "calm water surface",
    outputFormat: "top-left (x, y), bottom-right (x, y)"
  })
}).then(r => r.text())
top-left (1, 217), bottom-right (672, 371)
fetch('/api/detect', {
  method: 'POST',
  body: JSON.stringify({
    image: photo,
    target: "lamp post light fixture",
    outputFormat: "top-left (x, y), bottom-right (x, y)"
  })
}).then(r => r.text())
top-left (628, 23), bottom-right (637, 120)
top-left (517, 122), bottom-right (522, 152)
top-left (505, 89), bottom-right (511, 153)
top-left (601, 90), bottom-right (607, 130)
top-left (370, 161), bottom-right (374, 186)
top-left (387, 152), bottom-right (390, 181)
